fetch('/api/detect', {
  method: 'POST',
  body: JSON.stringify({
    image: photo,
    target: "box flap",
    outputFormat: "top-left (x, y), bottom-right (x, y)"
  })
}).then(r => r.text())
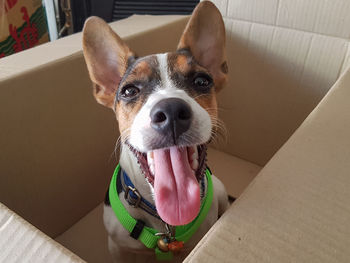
top-left (203, 0), bottom-right (350, 166)
top-left (0, 203), bottom-right (84, 262)
top-left (185, 66), bottom-right (350, 262)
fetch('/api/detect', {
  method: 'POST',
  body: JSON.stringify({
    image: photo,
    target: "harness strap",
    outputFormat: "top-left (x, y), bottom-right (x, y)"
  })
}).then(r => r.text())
top-left (117, 169), bottom-right (161, 220)
top-left (109, 164), bottom-right (214, 260)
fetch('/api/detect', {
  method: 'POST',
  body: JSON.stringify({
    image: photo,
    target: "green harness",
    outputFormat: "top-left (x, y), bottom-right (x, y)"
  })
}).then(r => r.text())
top-left (108, 164), bottom-right (214, 260)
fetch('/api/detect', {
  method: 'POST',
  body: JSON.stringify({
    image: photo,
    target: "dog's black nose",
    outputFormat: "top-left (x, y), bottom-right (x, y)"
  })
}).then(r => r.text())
top-left (150, 98), bottom-right (192, 142)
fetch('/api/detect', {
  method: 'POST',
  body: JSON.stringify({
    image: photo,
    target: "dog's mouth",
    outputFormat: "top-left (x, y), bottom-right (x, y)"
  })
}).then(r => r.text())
top-left (127, 143), bottom-right (207, 226)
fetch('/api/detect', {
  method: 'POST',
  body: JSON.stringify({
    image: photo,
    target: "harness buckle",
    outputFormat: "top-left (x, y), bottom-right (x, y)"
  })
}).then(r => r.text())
top-left (124, 186), bottom-right (142, 208)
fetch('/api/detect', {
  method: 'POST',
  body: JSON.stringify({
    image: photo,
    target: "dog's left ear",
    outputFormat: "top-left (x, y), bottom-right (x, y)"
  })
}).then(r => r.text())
top-left (82, 16), bottom-right (134, 109)
top-left (178, 1), bottom-right (227, 92)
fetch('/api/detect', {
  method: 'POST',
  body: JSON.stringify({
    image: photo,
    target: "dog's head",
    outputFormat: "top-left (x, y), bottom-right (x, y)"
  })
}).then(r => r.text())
top-left (83, 1), bottom-right (227, 226)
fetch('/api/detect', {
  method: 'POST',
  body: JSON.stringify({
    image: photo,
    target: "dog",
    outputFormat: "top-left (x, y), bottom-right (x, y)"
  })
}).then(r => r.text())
top-left (82, 1), bottom-right (229, 262)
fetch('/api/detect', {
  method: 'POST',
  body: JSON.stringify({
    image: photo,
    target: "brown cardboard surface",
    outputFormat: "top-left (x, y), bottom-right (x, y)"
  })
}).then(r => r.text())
top-left (341, 45), bottom-right (350, 73)
top-left (1, 1), bottom-right (350, 262)
top-left (55, 203), bottom-right (112, 263)
top-left (220, 20), bottom-right (349, 165)
top-left (276, 0), bottom-right (350, 39)
top-left (207, 148), bottom-right (261, 197)
top-left (225, 0), bottom-right (350, 39)
top-left (0, 203), bottom-right (84, 262)
top-left (0, 15), bottom-right (188, 238)
top-left (205, 0), bottom-right (350, 166)
top-left (185, 67), bottom-right (350, 262)
top-left (0, 53), bottom-right (118, 238)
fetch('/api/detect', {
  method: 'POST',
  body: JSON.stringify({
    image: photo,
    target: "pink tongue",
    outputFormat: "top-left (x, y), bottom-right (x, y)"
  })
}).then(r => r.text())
top-left (153, 146), bottom-right (200, 225)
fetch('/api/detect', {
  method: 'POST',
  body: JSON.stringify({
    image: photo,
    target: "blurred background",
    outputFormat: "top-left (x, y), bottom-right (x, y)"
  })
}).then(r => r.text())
top-left (0, 0), bottom-right (199, 58)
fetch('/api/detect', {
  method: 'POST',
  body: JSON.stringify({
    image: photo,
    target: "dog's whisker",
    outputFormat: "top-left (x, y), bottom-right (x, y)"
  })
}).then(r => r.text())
top-left (208, 114), bottom-right (228, 145)
top-left (193, 93), bottom-right (210, 100)
top-left (109, 128), bottom-right (131, 162)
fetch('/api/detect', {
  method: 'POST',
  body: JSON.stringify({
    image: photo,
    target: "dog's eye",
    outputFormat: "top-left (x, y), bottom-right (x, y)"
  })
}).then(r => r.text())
top-left (193, 73), bottom-right (212, 90)
top-left (121, 85), bottom-right (140, 99)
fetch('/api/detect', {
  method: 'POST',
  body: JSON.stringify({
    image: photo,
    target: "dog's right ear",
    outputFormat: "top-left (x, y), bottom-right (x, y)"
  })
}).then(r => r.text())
top-left (82, 17), bottom-right (134, 109)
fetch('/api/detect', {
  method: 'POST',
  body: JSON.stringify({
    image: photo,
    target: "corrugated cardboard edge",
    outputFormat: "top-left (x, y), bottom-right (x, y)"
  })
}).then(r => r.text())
top-left (0, 203), bottom-right (85, 262)
top-left (185, 65), bottom-right (350, 262)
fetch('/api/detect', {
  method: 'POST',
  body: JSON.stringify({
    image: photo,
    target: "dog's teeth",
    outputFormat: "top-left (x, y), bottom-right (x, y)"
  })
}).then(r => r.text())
top-left (189, 146), bottom-right (198, 160)
top-left (149, 163), bottom-right (155, 175)
top-left (147, 151), bottom-right (155, 175)
top-left (191, 159), bottom-right (199, 171)
top-left (191, 148), bottom-right (198, 161)
top-left (147, 151), bottom-right (154, 162)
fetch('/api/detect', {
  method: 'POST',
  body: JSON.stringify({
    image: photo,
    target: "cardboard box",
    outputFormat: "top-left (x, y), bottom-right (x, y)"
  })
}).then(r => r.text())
top-left (0, 0), bottom-right (49, 58)
top-left (1, 0), bottom-right (350, 261)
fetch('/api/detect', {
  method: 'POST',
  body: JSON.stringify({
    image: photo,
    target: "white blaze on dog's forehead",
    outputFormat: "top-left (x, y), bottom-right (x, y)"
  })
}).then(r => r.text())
top-left (156, 53), bottom-right (172, 90)
top-left (155, 53), bottom-right (191, 98)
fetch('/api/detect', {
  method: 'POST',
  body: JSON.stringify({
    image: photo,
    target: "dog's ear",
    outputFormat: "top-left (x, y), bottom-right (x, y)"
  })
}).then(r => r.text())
top-left (82, 17), bottom-right (134, 108)
top-left (178, 1), bottom-right (227, 92)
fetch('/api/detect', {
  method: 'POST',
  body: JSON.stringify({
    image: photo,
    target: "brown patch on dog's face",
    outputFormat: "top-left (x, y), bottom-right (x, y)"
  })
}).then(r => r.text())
top-left (115, 55), bottom-right (160, 138)
top-left (173, 54), bottom-right (191, 73)
top-left (116, 99), bottom-right (144, 139)
top-left (127, 60), bottom-right (153, 82)
top-left (167, 50), bottom-right (218, 122)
